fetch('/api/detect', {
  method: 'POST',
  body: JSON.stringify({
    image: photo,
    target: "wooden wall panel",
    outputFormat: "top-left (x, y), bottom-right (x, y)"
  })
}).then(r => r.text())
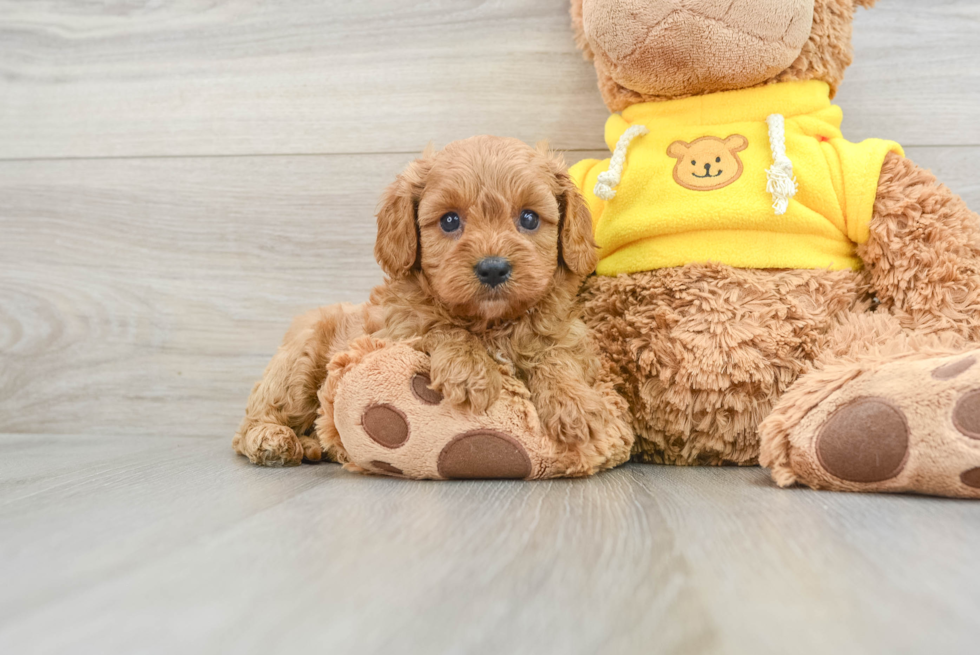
top-left (1, 0), bottom-right (977, 159)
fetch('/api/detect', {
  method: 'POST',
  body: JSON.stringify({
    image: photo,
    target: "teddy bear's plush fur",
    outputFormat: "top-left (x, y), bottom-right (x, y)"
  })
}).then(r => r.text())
top-left (571, 0), bottom-right (980, 496)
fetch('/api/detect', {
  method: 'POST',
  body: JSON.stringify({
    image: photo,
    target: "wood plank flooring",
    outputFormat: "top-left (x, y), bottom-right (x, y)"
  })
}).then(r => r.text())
top-left (2, 1), bottom-right (980, 653)
top-left (2, 434), bottom-right (978, 655)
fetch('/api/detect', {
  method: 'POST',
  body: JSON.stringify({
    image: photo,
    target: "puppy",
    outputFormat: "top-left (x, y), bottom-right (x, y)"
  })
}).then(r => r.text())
top-left (234, 135), bottom-right (611, 467)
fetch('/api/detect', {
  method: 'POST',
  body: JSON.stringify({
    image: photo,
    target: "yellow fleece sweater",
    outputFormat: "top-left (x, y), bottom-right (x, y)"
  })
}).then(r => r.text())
top-left (569, 81), bottom-right (903, 275)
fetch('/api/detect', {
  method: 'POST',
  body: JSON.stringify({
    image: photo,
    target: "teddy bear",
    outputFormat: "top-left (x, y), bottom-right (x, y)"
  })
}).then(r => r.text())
top-left (322, 0), bottom-right (980, 497)
top-left (568, 0), bottom-right (980, 497)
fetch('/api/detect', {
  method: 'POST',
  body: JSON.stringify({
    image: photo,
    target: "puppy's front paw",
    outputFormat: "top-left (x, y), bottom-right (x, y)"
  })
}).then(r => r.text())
top-left (537, 385), bottom-right (606, 445)
top-left (236, 423), bottom-right (305, 467)
top-left (429, 354), bottom-right (502, 414)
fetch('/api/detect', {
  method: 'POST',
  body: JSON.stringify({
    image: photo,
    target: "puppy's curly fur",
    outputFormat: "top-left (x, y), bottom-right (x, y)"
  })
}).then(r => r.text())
top-left (234, 136), bottom-right (614, 467)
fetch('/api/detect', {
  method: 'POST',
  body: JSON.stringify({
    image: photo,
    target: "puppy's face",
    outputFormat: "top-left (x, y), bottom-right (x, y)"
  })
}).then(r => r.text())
top-left (416, 147), bottom-right (563, 320)
top-left (375, 136), bottom-right (597, 321)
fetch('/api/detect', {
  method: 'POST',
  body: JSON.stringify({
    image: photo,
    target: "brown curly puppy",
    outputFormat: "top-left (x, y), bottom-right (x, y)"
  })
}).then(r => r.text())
top-left (234, 135), bottom-right (609, 467)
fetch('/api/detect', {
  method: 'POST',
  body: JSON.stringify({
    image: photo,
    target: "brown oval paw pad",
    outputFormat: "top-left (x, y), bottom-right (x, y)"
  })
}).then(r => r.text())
top-left (816, 398), bottom-right (909, 483)
top-left (361, 404), bottom-right (409, 448)
top-left (370, 460), bottom-right (404, 476)
top-left (960, 467), bottom-right (980, 489)
top-left (411, 373), bottom-right (443, 405)
top-left (932, 356), bottom-right (976, 380)
top-left (437, 430), bottom-right (532, 480)
top-left (953, 390), bottom-right (980, 440)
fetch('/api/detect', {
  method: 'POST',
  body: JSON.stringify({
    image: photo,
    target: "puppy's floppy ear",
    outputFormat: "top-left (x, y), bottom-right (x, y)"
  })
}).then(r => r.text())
top-left (375, 152), bottom-right (433, 278)
top-left (545, 150), bottom-right (598, 277)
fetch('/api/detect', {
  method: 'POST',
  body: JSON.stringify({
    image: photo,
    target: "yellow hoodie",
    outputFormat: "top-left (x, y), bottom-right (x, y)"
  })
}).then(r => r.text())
top-left (569, 80), bottom-right (903, 276)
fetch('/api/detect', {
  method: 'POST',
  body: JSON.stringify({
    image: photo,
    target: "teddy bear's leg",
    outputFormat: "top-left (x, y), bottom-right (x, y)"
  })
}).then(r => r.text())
top-left (324, 338), bottom-right (632, 479)
top-left (860, 152), bottom-right (980, 341)
top-left (760, 312), bottom-right (980, 498)
top-left (580, 265), bottom-right (863, 466)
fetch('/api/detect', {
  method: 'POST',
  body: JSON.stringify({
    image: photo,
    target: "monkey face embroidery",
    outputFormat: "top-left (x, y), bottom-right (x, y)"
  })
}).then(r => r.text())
top-left (667, 135), bottom-right (749, 191)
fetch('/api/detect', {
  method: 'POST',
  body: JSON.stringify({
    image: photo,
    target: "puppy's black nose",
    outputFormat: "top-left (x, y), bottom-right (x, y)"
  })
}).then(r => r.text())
top-left (704, 163), bottom-right (712, 172)
top-left (474, 257), bottom-right (511, 288)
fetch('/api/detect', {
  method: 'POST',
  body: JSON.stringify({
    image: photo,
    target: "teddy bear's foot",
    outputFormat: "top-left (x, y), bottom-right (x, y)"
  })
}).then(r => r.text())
top-left (760, 350), bottom-right (980, 498)
top-left (326, 338), bottom-right (630, 480)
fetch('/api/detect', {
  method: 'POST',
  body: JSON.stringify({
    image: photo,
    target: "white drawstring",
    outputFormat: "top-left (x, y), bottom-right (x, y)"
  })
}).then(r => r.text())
top-left (765, 114), bottom-right (797, 215)
top-left (594, 124), bottom-right (649, 201)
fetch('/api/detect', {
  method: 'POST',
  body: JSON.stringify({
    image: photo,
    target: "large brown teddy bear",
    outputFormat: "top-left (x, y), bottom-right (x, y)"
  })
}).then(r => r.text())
top-left (570, 0), bottom-right (980, 497)
top-left (284, 0), bottom-right (980, 498)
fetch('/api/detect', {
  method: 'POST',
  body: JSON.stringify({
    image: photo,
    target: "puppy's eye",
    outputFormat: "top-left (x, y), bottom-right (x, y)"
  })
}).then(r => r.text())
top-left (691, 160), bottom-right (696, 166)
top-left (519, 209), bottom-right (539, 231)
top-left (439, 212), bottom-right (461, 233)
top-left (715, 157), bottom-right (721, 163)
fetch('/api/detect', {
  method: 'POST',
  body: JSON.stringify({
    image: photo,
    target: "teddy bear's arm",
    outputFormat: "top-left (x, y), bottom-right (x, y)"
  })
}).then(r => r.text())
top-left (859, 152), bottom-right (980, 341)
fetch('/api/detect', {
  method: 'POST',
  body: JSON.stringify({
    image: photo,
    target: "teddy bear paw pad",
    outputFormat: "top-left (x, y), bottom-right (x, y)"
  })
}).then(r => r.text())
top-left (774, 349), bottom-right (980, 498)
top-left (411, 373), bottom-right (444, 405)
top-left (369, 460), bottom-right (405, 476)
top-left (361, 404), bottom-right (410, 448)
top-left (960, 467), bottom-right (980, 489)
top-left (815, 398), bottom-right (909, 483)
top-left (952, 390), bottom-right (980, 440)
top-left (931, 355), bottom-right (975, 380)
top-left (436, 431), bottom-right (532, 480)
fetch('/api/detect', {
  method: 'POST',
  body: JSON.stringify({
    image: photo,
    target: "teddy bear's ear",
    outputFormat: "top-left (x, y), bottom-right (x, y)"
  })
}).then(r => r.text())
top-left (724, 135), bottom-right (749, 153)
top-left (570, 0), bottom-right (594, 60)
top-left (374, 151), bottom-right (434, 278)
top-left (667, 141), bottom-right (690, 160)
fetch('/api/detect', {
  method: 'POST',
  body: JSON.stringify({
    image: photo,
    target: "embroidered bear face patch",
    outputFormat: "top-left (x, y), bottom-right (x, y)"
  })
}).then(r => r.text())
top-left (667, 135), bottom-right (749, 191)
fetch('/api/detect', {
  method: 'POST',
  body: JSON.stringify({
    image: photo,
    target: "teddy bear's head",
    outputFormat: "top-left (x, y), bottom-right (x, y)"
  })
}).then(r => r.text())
top-left (572, 0), bottom-right (878, 111)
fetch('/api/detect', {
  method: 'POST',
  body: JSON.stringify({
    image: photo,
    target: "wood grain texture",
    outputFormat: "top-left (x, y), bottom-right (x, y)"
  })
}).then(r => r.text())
top-left (0, 154), bottom-right (395, 437)
top-left (836, 0), bottom-right (980, 144)
top-left (0, 0), bottom-right (604, 159)
top-left (0, 0), bottom-right (978, 160)
top-left (0, 435), bottom-right (978, 655)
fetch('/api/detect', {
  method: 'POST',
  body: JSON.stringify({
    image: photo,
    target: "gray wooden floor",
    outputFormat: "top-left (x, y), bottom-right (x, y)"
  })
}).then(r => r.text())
top-left (2, 1), bottom-right (979, 653)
